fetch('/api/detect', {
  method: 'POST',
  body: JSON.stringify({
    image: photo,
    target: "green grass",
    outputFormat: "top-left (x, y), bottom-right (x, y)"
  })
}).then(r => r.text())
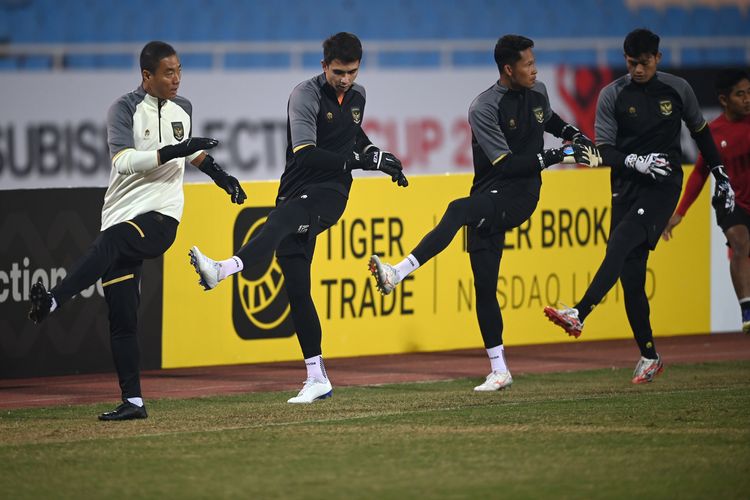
top-left (2, 361), bottom-right (749, 499)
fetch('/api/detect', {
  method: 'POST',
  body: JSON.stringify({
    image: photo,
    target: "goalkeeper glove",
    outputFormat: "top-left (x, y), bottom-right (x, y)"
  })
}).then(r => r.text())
top-left (538, 144), bottom-right (601, 169)
top-left (561, 123), bottom-right (596, 149)
top-left (624, 153), bottom-right (672, 180)
top-left (711, 165), bottom-right (735, 213)
top-left (197, 154), bottom-right (246, 204)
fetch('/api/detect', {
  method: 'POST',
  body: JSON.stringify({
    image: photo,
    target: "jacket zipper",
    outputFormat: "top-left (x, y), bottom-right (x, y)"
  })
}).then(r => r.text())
top-left (158, 98), bottom-right (164, 143)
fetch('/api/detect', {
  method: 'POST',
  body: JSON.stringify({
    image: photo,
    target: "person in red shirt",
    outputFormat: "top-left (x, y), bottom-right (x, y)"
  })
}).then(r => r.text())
top-left (662, 68), bottom-right (750, 332)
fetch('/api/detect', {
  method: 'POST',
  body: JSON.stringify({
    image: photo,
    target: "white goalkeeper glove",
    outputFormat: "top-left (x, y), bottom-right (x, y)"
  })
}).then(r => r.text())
top-left (624, 153), bottom-right (672, 180)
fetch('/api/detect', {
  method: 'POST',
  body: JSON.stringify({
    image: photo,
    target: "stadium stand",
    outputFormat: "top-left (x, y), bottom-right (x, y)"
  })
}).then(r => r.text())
top-left (0, 0), bottom-right (748, 69)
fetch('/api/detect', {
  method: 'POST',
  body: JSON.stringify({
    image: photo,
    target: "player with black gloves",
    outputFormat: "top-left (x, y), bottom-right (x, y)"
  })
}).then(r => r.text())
top-left (188, 33), bottom-right (407, 404)
top-left (368, 35), bottom-right (596, 393)
top-left (544, 29), bottom-right (733, 384)
top-left (27, 41), bottom-right (245, 421)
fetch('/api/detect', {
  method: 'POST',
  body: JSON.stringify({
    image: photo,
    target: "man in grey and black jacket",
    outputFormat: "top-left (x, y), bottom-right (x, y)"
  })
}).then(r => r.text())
top-left (188, 32), bottom-right (407, 404)
top-left (544, 29), bottom-right (734, 384)
top-left (368, 34), bottom-right (598, 393)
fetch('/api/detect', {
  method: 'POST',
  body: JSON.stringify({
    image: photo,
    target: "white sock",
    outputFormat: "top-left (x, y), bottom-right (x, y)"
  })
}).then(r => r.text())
top-left (394, 254), bottom-right (420, 282)
top-left (487, 345), bottom-right (508, 373)
top-left (50, 297), bottom-right (58, 313)
top-left (218, 256), bottom-right (243, 280)
top-left (305, 355), bottom-right (327, 381)
top-left (127, 397), bottom-right (144, 407)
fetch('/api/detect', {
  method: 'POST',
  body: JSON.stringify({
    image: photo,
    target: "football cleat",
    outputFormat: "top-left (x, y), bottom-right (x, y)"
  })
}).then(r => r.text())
top-left (543, 306), bottom-right (583, 338)
top-left (189, 246), bottom-right (223, 291)
top-left (287, 378), bottom-right (333, 404)
top-left (473, 371), bottom-right (513, 392)
top-left (28, 279), bottom-right (53, 324)
top-left (368, 254), bottom-right (399, 295)
top-left (741, 309), bottom-right (750, 334)
top-left (98, 401), bottom-right (148, 421)
top-left (632, 355), bottom-right (664, 384)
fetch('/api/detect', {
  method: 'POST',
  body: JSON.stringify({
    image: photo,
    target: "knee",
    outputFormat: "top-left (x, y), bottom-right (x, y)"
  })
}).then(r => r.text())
top-left (729, 239), bottom-right (750, 260)
top-left (620, 269), bottom-right (646, 295)
top-left (445, 198), bottom-right (470, 220)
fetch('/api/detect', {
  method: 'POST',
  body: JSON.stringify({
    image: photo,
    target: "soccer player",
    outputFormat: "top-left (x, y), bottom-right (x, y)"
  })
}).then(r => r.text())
top-left (188, 33), bottom-right (407, 404)
top-left (543, 29), bottom-right (735, 383)
top-left (27, 41), bottom-right (246, 420)
top-left (368, 35), bottom-right (600, 392)
top-left (662, 69), bottom-right (750, 332)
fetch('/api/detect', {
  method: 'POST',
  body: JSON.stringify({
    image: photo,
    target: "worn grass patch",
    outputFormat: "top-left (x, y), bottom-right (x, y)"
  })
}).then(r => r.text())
top-left (2, 361), bottom-right (749, 499)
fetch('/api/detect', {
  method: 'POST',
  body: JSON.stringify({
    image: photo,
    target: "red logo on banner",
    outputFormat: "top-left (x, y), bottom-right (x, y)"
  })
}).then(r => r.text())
top-left (556, 66), bottom-right (613, 143)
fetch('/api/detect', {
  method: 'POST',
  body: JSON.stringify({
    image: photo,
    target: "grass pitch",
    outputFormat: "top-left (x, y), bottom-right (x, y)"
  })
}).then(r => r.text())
top-left (2, 361), bottom-right (749, 499)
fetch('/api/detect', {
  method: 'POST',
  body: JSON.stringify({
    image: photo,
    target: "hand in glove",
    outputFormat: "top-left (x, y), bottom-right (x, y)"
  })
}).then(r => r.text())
top-left (711, 165), bottom-right (735, 213)
top-left (159, 137), bottom-right (218, 164)
top-left (537, 144), bottom-right (602, 169)
top-left (624, 153), bottom-right (672, 180)
top-left (197, 154), bottom-right (246, 204)
top-left (347, 149), bottom-right (408, 187)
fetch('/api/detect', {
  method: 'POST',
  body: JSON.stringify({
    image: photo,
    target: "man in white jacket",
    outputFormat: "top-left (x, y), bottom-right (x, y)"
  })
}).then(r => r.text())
top-left (27, 41), bottom-right (246, 421)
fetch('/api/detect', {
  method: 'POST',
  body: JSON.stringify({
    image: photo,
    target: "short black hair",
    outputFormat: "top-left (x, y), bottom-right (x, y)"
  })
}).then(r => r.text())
top-left (140, 41), bottom-right (176, 74)
top-left (494, 35), bottom-right (534, 73)
top-left (623, 29), bottom-right (660, 57)
top-left (323, 32), bottom-right (362, 65)
top-left (715, 68), bottom-right (750, 98)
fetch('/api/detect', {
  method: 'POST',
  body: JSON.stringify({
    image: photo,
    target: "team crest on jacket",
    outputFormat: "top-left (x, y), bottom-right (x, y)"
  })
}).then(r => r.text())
top-left (172, 122), bottom-right (185, 141)
top-left (508, 118), bottom-right (517, 129)
top-left (351, 107), bottom-right (361, 124)
top-left (659, 100), bottom-right (672, 116)
top-left (533, 107), bottom-right (544, 123)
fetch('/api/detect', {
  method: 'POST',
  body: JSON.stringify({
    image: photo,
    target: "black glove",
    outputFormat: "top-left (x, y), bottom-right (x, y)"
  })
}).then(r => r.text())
top-left (197, 154), bottom-right (246, 204)
top-left (346, 149), bottom-right (408, 187)
top-left (390, 170), bottom-right (409, 187)
top-left (537, 144), bottom-right (590, 169)
top-left (347, 149), bottom-right (403, 171)
top-left (159, 137), bottom-right (218, 164)
top-left (561, 124), bottom-right (595, 148)
top-left (711, 165), bottom-right (735, 213)
top-left (571, 132), bottom-right (595, 149)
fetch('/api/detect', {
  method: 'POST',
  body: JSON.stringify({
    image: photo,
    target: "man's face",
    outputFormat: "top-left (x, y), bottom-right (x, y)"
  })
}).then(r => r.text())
top-left (322, 59), bottom-right (360, 95)
top-left (505, 48), bottom-right (537, 89)
top-left (143, 54), bottom-right (181, 99)
top-left (625, 52), bottom-right (660, 83)
top-left (721, 78), bottom-right (750, 119)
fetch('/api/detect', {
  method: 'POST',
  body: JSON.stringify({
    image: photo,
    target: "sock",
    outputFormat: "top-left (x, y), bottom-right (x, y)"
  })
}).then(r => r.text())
top-left (127, 397), bottom-right (144, 407)
top-left (50, 297), bottom-right (58, 313)
top-left (218, 256), bottom-right (243, 280)
top-left (394, 254), bottom-right (420, 283)
top-left (305, 355), bottom-right (327, 381)
top-left (740, 297), bottom-right (750, 321)
top-left (486, 345), bottom-right (508, 373)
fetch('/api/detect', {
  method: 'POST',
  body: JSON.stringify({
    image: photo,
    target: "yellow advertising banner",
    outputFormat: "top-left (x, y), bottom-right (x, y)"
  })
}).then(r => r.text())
top-left (163, 168), bottom-right (710, 368)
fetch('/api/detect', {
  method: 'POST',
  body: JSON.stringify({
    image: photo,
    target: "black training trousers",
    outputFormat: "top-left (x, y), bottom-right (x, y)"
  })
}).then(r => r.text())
top-left (51, 211), bottom-right (178, 399)
top-left (235, 186), bottom-right (347, 359)
top-left (411, 190), bottom-right (538, 349)
top-left (575, 184), bottom-right (679, 358)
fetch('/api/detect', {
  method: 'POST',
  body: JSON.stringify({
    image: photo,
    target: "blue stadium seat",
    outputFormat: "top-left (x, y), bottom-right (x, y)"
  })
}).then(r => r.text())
top-left (225, 52), bottom-right (292, 69)
top-left (378, 51), bottom-right (441, 67)
top-left (0, 58), bottom-right (19, 70)
top-left (1, 0), bottom-right (748, 68)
